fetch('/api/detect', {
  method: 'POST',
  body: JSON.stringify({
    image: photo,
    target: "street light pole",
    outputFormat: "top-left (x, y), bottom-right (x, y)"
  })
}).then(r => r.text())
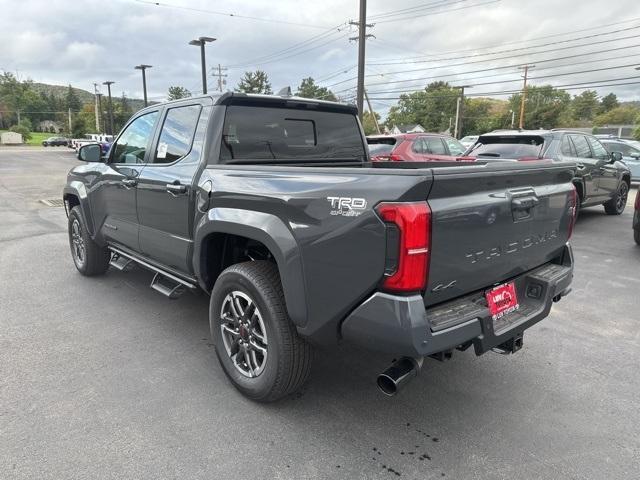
top-left (454, 85), bottom-right (472, 139)
top-left (189, 37), bottom-right (216, 94)
top-left (102, 81), bottom-right (115, 135)
top-left (135, 64), bottom-right (152, 106)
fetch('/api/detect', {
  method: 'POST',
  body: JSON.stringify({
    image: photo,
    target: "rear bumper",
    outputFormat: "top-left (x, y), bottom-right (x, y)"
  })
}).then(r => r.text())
top-left (341, 244), bottom-right (573, 357)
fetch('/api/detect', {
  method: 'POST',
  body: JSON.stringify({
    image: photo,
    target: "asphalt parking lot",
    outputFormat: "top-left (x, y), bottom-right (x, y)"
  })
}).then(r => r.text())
top-left (1, 148), bottom-right (639, 479)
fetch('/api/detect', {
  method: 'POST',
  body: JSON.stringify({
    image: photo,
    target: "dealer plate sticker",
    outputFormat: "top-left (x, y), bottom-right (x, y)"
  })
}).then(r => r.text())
top-left (486, 282), bottom-right (519, 321)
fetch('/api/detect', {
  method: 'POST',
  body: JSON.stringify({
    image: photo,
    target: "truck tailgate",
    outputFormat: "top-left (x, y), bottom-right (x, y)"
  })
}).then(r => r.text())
top-left (424, 162), bottom-right (575, 307)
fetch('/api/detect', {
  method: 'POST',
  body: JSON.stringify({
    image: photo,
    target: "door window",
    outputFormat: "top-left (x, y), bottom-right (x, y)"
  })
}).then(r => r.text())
top-left (411, 138), bottom-right (425, 154)
top-left (586, 137), bottom-right (609, 161)
top-left (111, 111), bottom-right (159, 164)
top-left (425, 137), bottom-right (447, 155)
top-left (153, 105), bottom-right (202, 164)
top-left (560, 136), bottom-right (576, 156)
top-left (570, 135), bottom-right (592, 159)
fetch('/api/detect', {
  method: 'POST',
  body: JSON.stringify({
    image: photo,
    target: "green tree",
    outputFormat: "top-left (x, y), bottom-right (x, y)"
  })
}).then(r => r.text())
top-left (9, 123), bottom-right (31, 141)
top-left (65, 85), bottom-right (82, 112)
top-left (0, 72), bottom-right (32, 125)
top-left (386, 81), bottom-right (459, 132)
top-left (599, 93), bottom-right (619, 114)
top-left (571, 90), bottom-right (599, 122)
top-left (236, 70), bottom-right (272, 94)
top-left (361, 110), bottom-right (381, 135)
top-left (167, 86), bottom-right (191, 101)
top-left (507, 85), bottom-right (571, 129)
top-left (295, 77), bottom-right (337, 101)
top-left (593, 105), bottom-right (640, 126)
top-left (461, 98), bottom-right (507, 136)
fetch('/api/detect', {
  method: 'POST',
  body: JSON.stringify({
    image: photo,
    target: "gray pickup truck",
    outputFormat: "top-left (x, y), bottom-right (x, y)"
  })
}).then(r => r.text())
top-left (64, 93), bottom-right (577, 401)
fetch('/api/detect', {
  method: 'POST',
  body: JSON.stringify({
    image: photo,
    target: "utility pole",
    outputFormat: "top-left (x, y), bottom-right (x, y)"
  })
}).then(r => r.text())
top-left (454, 85), bottom-right (471, 139)
top-left (68, 108), bottom-right (72, 134)
top-left (363, 88), bottom-right (381, 134)
top-left (103, 81), bottom-right (115, 135)
top-left (349, 0), bottom-right (374, 121)
top-left (518, 65), bottom-right (534, 130)
top-left (211, 64), bottom-right (228, 92)
top-left (189, 36), bottom-right (216, 94)
top-left (96, 93), bottom-right (104, 133)
top-left (93, 83), bottom-right (100, 131)
top-left (134, 64), bottom-right (152, 106)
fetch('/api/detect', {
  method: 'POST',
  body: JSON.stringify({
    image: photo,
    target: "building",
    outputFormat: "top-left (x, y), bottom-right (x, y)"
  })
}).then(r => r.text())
top-left (388, 124), bottom-right (426, 134)
top-left (1, 132), bottom-right (23, 144)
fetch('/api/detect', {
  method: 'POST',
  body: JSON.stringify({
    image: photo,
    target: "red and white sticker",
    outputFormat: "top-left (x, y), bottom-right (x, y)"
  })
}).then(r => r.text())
top-left (486, 282), bottom-right (519, 321)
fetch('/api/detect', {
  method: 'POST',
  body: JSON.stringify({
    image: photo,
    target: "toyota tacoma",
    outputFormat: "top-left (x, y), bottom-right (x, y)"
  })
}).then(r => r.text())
top-left (64, 93), bottom-right (577, 401)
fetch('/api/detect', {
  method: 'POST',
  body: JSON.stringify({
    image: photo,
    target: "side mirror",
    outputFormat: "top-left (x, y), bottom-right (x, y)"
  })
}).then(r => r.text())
top-left (610, 151), bottom-right (623, 162)
top-left (630, 152), bottom-right (640, 160)
top-left (78, 143), bottom-right (102, 162)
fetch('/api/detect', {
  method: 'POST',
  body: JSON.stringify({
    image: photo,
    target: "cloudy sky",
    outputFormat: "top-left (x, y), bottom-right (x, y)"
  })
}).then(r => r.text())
top-left (1, 0), bottom-right (639, 116)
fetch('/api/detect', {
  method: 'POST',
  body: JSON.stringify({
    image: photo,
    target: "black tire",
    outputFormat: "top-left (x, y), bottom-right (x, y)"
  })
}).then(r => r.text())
top-left (635, 228), bottom-right (640, 246)
top-left (604, 181), bottom-right (629, 215)
top-left (68, 206), bottom-right (110, 276)
top-left (210, 261), bottom-right (313, 402)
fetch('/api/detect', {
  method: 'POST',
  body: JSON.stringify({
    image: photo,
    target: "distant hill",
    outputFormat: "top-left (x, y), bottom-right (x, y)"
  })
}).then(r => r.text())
top-left (31, 82), bottom-right (147, 111)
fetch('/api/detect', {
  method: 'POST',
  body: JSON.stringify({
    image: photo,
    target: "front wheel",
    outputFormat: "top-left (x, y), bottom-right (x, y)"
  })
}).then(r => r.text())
top-left (210, 261), bottom-right (313, 402)
top-left (68, 206), bottom-right (110, 276)
top-left (635, 228), bottom-right (640, 245)
top-left (604, 181), bottom-right (629, 215)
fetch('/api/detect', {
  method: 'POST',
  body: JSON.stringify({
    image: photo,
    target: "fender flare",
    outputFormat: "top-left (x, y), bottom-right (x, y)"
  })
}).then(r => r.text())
top-left (63, 182), bottom-right (96, 237)
top-left (193, 207), bottom-right (308, 328)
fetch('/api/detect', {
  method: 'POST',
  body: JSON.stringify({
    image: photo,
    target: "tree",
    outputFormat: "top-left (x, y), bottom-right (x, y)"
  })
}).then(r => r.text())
top-left (236, 70), bottom-right (272, 94)
top-left (507, 85), bottom-right (571, 129)
top-left (461, 98), bottom-right (507, 136)
top-left (167, 86), bottom-right (191, 101)
top-left (361, 110), bottom-right (381, 135)
top-left (296, 77), bottom-right (337, 101)
top-left (593, 105), bottom-right (640, 126)
top-left (571, 90), bottom-right (599, 122)
top-left (65, 85), bottom-right (82, 113)
top-left (599, 93), bottom-right (619, 114)
top-left (386, 81), bottom-right (459, 132)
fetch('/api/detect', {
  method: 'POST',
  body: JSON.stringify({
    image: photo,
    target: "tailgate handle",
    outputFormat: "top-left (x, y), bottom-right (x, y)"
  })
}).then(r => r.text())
top-left (512, 196), bottom-right (539, 210)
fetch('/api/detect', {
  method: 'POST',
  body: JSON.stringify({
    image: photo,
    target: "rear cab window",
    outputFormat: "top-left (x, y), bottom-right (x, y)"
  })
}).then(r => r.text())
top-left (219, 105), bottom-right (366, 164)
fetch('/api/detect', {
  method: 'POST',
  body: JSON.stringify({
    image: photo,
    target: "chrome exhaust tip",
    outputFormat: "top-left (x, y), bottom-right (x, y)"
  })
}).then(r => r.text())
top-left (376, 357), bottom-right (423, 396)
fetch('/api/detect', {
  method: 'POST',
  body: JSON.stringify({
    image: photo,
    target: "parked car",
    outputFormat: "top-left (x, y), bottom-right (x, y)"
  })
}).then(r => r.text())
top-left (634, 188), bottom-right (640, 245)
top-left (42, 136), bottom-right (69, 147)
top-left (600, 139), bottom-right (640, 181)
top-left (70, 134), bottom-right (114, 152)
top-left (367, 133), bottom-right (472, 162)
top-left (64, 93), bottom-right (576, 401)
top-left (465, 130), bottom-right (631, 215)
top-left (459, 135), bottom-right (479, 149)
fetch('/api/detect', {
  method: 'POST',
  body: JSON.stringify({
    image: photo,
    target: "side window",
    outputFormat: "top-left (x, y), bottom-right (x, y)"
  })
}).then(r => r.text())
top-left (111, 111), bottom-right (159, 164)
top-left (570, 135), bottom-right (592, 159)
top-left (412, 138), bottom-right (425, 154)
top-left (426, 137), bottom-right (447, 155)
top-left (586, 137), bottom-right (608, 161)
top-left (444, 137), bottom-right (465, 155)
top-left (153, 105), bottom-right (202, 164)
top-left (561, 135), bottom-right (576, 156)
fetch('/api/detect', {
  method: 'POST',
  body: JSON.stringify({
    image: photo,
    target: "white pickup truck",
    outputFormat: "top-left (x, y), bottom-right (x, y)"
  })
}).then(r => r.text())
top-left (69, 133), bottom-right (114, 152)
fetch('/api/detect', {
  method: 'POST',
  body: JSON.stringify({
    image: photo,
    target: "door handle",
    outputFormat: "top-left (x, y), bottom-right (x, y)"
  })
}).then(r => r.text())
top-left (166, 183), bottom-right (187, 196)
top-left (122, 178), bottom-right (137, 188)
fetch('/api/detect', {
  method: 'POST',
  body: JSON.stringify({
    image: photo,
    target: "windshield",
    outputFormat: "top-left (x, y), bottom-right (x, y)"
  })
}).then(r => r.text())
top-left (468, 135), bottom-right (545, 159)
top-left (220, 105), bottom-right (366, 163)
top-left (368, 143), bottom-right (395, 156)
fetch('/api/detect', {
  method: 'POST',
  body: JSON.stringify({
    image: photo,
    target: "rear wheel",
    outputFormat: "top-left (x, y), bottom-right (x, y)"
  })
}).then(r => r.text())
top-left (210, 261), bottom-right (313, 402)
top-left (68, 206), bottom-right (110, 276)
top-left (635, 228), bottom-right (640, 245)
top-left (604, 181), bottom-right (629, 215)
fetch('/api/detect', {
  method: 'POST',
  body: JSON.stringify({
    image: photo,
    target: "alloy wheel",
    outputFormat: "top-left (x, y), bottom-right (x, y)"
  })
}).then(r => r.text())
top-left (71, 219), bottom-right (86, 266)
top-left (219, 291), bottom-right (268, 378)
top-left (617, 183), bottom-right (629, 212)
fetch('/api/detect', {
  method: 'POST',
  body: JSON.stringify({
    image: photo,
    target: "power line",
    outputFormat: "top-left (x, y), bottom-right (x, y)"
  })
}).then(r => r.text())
top-left (373, 0), bottom-right (501, 24)
top-left (369, 0), bottom-right (464, 19)
top-left (327, 41), bottom-right (640, 90)
top-left (133, 0), bottom-right (331, 29)
top-left (368, 24), bottom-right (640, 66)
top-left (363, 61), bottom-right (640, 95)
top-left (367, 16), bottom-right (640, 63)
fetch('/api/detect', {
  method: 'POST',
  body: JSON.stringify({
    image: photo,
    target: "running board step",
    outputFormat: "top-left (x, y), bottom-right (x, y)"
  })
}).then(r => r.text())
top-left (150, 272), bottom-right (186, 299)
top-left (110, 254), bottom-right (135, 271)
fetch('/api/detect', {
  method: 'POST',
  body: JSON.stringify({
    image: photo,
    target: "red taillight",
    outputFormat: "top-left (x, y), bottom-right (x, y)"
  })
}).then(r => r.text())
top-left (376, 202), bottom-right (431, 293)
top-left (568, 185), bottom-right (578, 240)
top-left (389, 154), bottom-right (403, 161)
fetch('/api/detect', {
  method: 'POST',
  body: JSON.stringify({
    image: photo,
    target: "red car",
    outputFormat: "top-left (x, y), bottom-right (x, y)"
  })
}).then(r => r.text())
top-left (367, 133), bottom-right (474, 162)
